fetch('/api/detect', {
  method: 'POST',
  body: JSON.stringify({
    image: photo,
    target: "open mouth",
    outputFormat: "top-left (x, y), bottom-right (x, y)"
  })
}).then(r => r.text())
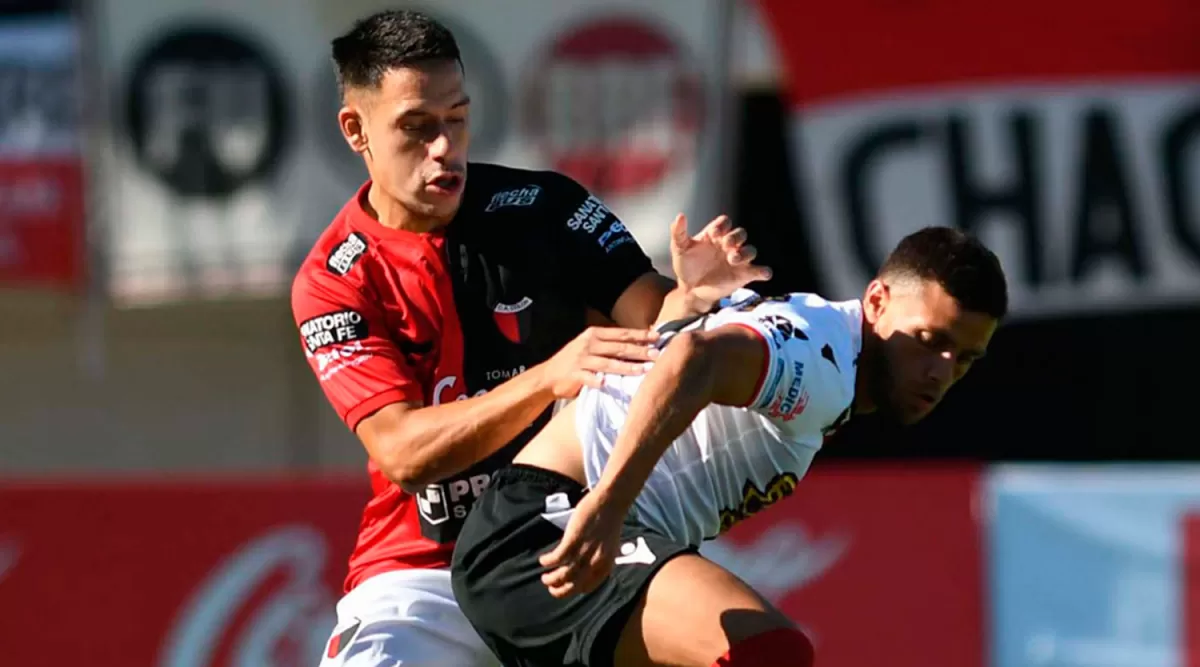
top-left (427, 172), bottom-right (463, 194)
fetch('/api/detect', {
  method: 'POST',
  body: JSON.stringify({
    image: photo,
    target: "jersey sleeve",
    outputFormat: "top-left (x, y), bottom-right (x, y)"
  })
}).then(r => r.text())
top-left (292, 269), bottom-right (425, 431)
top-left (541, 172), bottom-right (655, 317)
top-left (706, 299), bottom-right (828, 444)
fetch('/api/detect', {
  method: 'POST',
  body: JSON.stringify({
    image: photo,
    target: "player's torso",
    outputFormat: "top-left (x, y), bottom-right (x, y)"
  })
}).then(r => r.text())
top-left (328, 165), bottom-right (597, 558)
top-left (582, 291), bottom-right (861, 545)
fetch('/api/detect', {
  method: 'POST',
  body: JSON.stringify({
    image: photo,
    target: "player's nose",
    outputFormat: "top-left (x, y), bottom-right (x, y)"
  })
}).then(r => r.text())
top-left (428, 131), bottom-right (454, 160)
top-left (925, 352), bottom-right (955, 387)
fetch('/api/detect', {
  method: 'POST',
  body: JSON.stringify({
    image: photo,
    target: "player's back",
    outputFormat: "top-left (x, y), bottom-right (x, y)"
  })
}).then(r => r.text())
top-left (576, 290), bottom-right (862, 545)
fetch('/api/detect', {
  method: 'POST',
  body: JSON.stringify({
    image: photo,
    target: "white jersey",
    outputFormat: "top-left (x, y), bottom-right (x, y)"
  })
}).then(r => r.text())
top-left (575, 289), bottom-right (862, 546)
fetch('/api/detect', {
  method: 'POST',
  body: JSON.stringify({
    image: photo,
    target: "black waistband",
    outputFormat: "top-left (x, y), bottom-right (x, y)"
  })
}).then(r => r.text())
top-left (493, 463), bottom-right (587, 495)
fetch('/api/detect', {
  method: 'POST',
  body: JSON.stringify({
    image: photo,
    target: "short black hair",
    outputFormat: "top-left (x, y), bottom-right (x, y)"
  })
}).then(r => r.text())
top-left (331, 10), bottom-right (461, 94)
top-left (877, 226), bottom-right (1009, 319)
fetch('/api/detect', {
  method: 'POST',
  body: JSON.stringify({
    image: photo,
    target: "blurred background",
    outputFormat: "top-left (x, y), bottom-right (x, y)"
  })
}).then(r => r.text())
top-left (1, 0), bottom-right (1198, 665)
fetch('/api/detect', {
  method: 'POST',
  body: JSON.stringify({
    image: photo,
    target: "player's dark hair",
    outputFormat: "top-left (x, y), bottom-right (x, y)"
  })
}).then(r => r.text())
top-left (331, 10), bottom-right (462, 94)
top-left (877, 226), bottom-right (1009, 319)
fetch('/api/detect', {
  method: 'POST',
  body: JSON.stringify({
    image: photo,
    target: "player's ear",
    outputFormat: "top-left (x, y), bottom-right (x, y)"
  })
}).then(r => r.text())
top-left (339, 105), bottom-right (369, 154)
top-left (862, 279), bottom-right (890, 324)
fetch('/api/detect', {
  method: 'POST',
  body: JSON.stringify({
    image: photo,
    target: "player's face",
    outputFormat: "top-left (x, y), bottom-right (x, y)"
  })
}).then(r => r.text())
top-left (865, 278), bottom-right (997, 424)
top-left (341, 59), bottom-right (470, 222)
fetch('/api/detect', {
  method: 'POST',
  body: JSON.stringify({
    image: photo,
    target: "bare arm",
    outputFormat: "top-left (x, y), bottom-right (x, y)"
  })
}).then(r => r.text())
top-left (586, 325), bottom-right (767, 513)
top-left (610, 272), bottom-right (715, 331)
top-left (356, 369), bottom-right (554, 491)
top-left (357, 326), bottom-right (660, 489)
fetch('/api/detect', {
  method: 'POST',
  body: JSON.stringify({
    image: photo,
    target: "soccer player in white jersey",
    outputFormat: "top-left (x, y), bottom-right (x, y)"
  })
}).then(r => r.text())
top-left (451, 227), bottom-right (1008, 667)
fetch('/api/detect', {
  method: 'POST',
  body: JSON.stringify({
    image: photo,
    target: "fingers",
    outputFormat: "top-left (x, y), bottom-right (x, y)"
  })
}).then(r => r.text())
top-left (540, 560), bottom-right (608, 599)
top-left (589, 339), bottom-right (659, 362)
top-left (669, 213), bottom-right (689, 250)
top-left (698, 215), bottom-right (732, 240)
top-left (582, 358), bottom-right (653, 377)
top-left (539, 541), bottom-right (567, 569)
top-left (728, 243), bottom-right (758, 265)
top-left (750, 265), bottom-right (774, 282)
top-left (578, 370), bottom-right (604, 389)
top-left (721, 227), bottom-right (748, 251)
top-left (586, 327), bottom-right (660, 344)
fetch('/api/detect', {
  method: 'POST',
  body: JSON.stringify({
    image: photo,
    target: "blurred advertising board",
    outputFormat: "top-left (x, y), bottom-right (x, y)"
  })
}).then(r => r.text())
top-left (0, 477), bottom-right (370, 667)
top-left (90, 0), bottom-right (729, 306)
top-left (0, 465), bottom-right (984, 667)
top-left (0, 8), bottom-right (85, 290)
top-left (702, 463), bottom-right (986, 667)
top-left (986, 465), bottom-right (1200, 667)
top-left (757, 0), bottom-right (1200, 319)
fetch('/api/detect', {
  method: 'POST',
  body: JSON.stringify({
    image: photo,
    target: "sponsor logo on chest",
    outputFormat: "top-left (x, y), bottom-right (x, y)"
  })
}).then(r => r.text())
top-left (485, 185), bottom-right (541, 212)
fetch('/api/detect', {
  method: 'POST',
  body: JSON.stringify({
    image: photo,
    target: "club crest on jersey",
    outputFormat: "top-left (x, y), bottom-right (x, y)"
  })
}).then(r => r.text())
top-left (493, 297), bottom-right (533, 344)
top-left (326, 232), bottom-right (368, 276)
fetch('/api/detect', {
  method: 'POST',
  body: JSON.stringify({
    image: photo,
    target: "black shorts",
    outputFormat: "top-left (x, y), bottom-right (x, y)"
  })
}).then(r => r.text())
top-left (451, 464), bottom-right (696, 667)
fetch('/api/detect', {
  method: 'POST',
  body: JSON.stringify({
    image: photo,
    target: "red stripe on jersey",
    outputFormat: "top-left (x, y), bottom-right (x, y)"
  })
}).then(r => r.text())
top-left (726, 323), bottom-right (772, 408)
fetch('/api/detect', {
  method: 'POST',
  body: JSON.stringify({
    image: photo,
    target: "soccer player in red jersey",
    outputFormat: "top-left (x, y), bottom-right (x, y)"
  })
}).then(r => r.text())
top-left (292, 10), bottom-right (769, 667)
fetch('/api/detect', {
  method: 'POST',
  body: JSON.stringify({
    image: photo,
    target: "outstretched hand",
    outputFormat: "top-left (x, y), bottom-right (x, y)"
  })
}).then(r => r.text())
top-left (670, 214), bottom-right (772, 305)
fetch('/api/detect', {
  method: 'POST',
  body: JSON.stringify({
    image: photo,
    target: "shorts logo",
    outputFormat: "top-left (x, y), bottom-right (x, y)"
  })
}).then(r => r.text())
top-left (614, 536), bottom-right (656, 566)
top-left (298, 309), bottom-right (367, 352)
top-left (718, 472), bottom-right (800, 535)
top-left (485, 185), bottom-right (541, 211)
top-left (325, 618), bottom-right (361, 659)
top-left (326, 232), bottom-right (368, 276)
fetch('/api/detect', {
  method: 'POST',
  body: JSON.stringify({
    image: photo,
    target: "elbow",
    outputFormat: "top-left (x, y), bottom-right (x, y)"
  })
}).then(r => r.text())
top-left (368, 434), bottom-right (441, 491)
top-left (382, 462), bottom-right (431, 493)
top-left (378, 453), bottom-right (440, 491)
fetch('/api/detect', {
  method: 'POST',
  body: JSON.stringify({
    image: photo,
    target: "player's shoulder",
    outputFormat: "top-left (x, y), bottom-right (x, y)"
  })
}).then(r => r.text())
top-left (291, 207), bottom-right (373, 313)
top-left (710, 289), bottom-right (862, 353)
top-left (461, 162), bottom-right (589, 215)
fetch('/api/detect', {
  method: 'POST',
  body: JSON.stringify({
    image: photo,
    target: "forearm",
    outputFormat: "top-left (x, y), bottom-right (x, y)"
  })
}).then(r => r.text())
top-left (611, 273), bottom-right (714, 331)
top-left (590, 333), bottom-right (715, 511)
top-left (383, 367), bottom-right (556, 486)
top-left (652, 286), bottom-right (716, 329)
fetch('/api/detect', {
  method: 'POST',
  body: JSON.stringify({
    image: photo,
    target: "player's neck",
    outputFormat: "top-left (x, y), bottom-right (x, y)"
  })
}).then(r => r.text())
top-left (365, 183), bottom-right (449, 234)
top-left (853, 323), bottom-right (879, 415)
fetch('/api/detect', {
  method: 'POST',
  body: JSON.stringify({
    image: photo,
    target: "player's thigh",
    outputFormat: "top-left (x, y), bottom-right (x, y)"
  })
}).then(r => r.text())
top-left (613, 553), bottom-right (798, 667)
top-left (319, 614), bottom-right (500, 667)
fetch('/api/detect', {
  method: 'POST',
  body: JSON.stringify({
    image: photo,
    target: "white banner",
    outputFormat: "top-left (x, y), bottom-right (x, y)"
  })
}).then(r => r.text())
top-left (758, 0), bottom-right (1200, 319)
top-left (92, 0), bottom-right (728, 305)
